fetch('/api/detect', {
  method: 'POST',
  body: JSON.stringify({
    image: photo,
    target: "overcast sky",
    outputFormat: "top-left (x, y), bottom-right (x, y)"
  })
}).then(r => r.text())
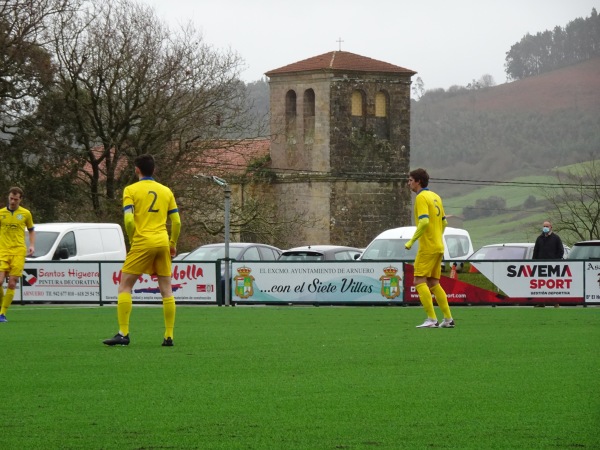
top-left (139, 0), bottom-right (598, 90)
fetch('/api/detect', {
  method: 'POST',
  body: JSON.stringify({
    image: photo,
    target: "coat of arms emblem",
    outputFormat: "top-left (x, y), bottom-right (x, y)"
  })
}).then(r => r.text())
top-left (379, 265), bottom-right (401, 299)
top-left (234, 266), bottom-right (255, 299)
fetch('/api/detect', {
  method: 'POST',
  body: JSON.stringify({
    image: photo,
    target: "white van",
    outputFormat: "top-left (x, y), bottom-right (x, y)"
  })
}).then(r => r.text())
top-left (26, 223), bottom-right (127, 261)
top-left (359, 226), bottom-right (474, 267)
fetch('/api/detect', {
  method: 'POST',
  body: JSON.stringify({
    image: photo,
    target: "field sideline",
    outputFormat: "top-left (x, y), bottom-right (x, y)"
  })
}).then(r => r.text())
top-left (0, 305), bottom-right (598, 449)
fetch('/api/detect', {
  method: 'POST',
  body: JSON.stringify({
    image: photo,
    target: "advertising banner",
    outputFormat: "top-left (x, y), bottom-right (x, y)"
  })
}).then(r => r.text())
top-left (101, 262), bottom-right (219, 303)
top-left (583, 261), bottom-right (600, 303)
top-left (13, 260), bottom-right (597, 306)
top-left (22, 263), bottom-right (100, 302)
top-left (402, 264), bottom-right (506, 305)
top-left (231, 261), bottom-right (405, 304)
top-left (471, 261), bottom-right (584, 298)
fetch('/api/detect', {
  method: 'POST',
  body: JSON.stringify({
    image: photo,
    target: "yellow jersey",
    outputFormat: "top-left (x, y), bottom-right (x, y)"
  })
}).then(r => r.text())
top-left (123, 178), bottom-right (179, 249)
top-left (413, 188), bottom-right (446, 254)
top-left (0, 206), bottom-right (35, 256)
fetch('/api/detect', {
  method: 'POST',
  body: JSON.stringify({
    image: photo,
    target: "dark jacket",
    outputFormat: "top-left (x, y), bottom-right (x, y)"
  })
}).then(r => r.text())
top-left (533, 232), bottom-right (564, 259)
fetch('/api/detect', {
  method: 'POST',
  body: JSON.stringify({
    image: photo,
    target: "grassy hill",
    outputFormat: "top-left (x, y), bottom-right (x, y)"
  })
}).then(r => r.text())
top-left (411, 58), bottom-right (600, 200)
top-left (410, 59), bottom-right (600, 250)
top-left (440, 166), bottom-right (590, 251)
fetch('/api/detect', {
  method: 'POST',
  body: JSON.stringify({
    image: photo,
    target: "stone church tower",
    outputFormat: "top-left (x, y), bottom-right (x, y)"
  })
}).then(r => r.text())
top-left (265, 51), bottom-right (415, 247)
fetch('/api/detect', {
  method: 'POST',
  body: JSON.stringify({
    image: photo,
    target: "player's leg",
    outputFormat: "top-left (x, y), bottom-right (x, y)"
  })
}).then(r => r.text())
top-left (0, 276), bottom-right (18, 315)
top-left (413, 253), bottom-right (438, 327)
top-left (427, 253), bottom-right (454, 328)
top-left (0, 270), bottom-right (6, 322)
top-left (156, 248), bottom-right (175, 346)
top-left (103, 249), bottom-right (147, 346)
top-left (116, 272), bottom-right (139, 337)
top-left (0, 257), bottom-right (24, 320)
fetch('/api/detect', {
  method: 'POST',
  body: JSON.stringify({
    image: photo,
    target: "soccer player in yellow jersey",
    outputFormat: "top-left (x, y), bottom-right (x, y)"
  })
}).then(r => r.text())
top-left (405, 168), bottom-right (455, 328)
top-left (103, 154), bottom-right (181, 346)
top-left (0, 187), bottom-right (35, 323)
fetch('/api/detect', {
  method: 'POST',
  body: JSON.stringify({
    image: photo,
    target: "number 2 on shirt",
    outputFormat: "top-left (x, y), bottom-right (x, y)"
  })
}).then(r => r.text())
top-left (148, 191), bottom-right (159, 212)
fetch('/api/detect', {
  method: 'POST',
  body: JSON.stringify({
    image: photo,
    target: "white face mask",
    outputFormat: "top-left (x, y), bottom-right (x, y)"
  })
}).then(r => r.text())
top-left (542, 226), bottom-right (550, 234)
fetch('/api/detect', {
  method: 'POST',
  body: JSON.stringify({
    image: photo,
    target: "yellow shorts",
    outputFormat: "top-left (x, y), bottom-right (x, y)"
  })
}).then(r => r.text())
top-left (414, 251), bottom-right (443, 279)
top-left (0, 255), bottom-right (26, 277)
top-left (121, 246), bottom-right (172, 277)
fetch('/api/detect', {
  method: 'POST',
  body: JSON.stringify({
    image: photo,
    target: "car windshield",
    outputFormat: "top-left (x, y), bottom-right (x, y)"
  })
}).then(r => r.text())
top-left (184, 246), bottom-right (244, 261)
top-left (470, 246), bottom-right (528, 260)
top-left (26, 231), bottom-right (59, 258)
top-left (360, 239), bottom-right (418, 260)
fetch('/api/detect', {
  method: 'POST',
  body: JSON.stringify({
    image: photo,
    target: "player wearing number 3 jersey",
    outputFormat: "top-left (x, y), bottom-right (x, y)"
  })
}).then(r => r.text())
top-left (104, 154), bottom-right (181, 347)
top-left (405, 168), bottom-right (455, 329)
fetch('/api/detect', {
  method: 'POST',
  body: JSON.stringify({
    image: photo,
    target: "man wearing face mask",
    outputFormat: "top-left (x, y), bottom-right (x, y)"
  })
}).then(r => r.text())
top-left (533, 221), bottom-right (564, 260)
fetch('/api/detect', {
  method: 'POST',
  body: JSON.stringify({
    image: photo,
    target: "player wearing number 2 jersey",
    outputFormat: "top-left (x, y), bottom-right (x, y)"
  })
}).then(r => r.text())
top-left (104, 154), bottom-right (181, 347)
top-left (405, 168), bottom-right (455, 329)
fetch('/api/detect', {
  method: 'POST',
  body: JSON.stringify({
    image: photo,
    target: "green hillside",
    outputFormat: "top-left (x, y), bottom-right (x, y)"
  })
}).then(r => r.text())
top-left (411, 58), bottom-right (600, 201)
top-left (441, 171), bottom-right (581, 251)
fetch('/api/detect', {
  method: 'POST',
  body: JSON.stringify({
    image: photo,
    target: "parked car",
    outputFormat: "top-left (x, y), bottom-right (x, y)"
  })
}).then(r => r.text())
top-left (279, 245), bottom-right (362, 261)
top-left (469, 243), bottom-right (570, 260)
top-left (181, 243), bottom-right (282, 263)
top-left (182, 243), bottom-right (282, 302)
top-left (359, 226), bottom-right (474, 269)
top-left (469, 243), bottom-right (535, 260)
top-left (567, 240), bottom-right (600, 259)
top-left (172, 252), bottom-right (190, 261)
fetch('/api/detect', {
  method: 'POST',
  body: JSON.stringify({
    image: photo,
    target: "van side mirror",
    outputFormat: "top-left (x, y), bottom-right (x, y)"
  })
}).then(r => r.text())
top-left (56, 248), bottom-right (70, 260)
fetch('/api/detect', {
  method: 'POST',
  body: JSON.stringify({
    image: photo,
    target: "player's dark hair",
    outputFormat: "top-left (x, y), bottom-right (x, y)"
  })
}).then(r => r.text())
top-left (409, 168), bottom-right (429, 188)
top-left (8, 186), bottom-right (24, 198)
top-left (135, 154), bottom-right (155, 177)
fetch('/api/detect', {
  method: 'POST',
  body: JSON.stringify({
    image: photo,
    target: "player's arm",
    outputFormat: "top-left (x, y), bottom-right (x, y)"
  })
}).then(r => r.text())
top-left (168, 210), bottom-right (181, 257)
top-left (405, 216), bottom-right (429, 249)
top-left (123, 205), bottom-right (135, 243)
top-left (27, 228), bottom-right (35, 255)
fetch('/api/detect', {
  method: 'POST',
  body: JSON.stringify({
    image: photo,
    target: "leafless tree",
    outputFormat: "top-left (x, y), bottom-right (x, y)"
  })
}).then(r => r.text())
top-left (49, 0), bottom-right (262, 218)
top-left (541, 159), bottom-right (600, 243)
top-left (43, 0), bottom-right (303, 248)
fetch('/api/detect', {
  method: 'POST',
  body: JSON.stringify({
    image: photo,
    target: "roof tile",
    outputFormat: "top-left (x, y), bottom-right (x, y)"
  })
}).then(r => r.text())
top-left (266, 51), bottom-right (416, 76)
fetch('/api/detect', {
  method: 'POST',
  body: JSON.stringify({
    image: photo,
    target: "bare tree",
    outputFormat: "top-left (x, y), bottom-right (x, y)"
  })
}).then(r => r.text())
top-left (540, 159), bottom-right (600, 243)
top-left (49, 0), bottom-right (260, 218)
top-left (42, 0), bottom-right (302, 248)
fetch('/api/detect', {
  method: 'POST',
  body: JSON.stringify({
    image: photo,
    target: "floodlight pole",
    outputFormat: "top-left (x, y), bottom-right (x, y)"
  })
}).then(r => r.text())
top-left (195, 174), bottom-right (231, 306)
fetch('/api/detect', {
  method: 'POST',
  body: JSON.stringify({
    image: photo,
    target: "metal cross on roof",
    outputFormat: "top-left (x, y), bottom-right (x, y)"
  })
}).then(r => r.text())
top-left (336, 37), bottom-right (344, 51)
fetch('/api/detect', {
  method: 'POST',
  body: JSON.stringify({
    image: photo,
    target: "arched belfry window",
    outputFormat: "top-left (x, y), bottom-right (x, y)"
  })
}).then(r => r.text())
top-left (375, 91), bottom-right (388, 117)
top-left (303, 89), bottom-right (315, 144)
top-left (374, 90), bottom-right (390, 139)
top-left (285, 90), bottom-right (297, 143)
top-left (351, 90), bottom-right (366, 117)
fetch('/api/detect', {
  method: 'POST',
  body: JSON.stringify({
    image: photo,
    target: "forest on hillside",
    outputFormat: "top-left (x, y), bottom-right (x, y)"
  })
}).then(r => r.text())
top-left (505, 8), bottom-right (599, 80)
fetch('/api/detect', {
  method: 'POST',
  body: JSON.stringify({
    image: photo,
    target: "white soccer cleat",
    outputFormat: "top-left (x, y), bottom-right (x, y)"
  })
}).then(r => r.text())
top-left (416, 318), bottom-right (439, 328)
top-left (439, 319), bottom-right (455, 328)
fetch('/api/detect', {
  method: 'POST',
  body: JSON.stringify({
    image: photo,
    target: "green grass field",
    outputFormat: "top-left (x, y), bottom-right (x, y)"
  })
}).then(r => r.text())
top-left (1, 305), bottom-right (598, 449)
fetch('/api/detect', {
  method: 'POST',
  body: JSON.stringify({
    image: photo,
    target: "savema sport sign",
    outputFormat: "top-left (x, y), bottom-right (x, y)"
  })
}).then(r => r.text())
top-left (471, 261), bottom-right (584, 298)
